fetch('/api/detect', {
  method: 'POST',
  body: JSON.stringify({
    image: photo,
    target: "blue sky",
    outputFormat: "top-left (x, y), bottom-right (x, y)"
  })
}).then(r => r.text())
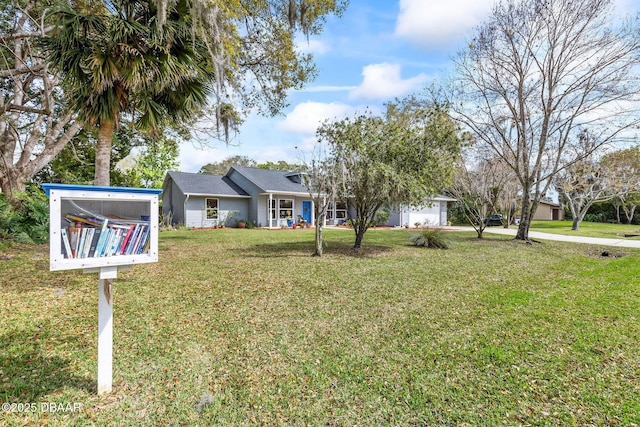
top-left (178, 0), bottom-right (638, 172)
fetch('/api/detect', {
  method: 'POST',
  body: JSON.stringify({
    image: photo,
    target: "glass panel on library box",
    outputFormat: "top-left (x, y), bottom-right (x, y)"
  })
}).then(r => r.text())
top-left (48, 189), bottom-right (159, 271)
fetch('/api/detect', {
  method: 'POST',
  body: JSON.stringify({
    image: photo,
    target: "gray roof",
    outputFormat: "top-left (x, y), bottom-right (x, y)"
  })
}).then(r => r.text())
top-left (165, 171), bottom-right (250, 197)
top-left (227, 166), bottom-right (308, 194)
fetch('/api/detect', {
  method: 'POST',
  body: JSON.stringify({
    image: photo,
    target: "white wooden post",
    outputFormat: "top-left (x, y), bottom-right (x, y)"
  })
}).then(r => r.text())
top-left (269, 193), bottom-right (273, 229)
top-left (97, 266), bottom-right (117, 394)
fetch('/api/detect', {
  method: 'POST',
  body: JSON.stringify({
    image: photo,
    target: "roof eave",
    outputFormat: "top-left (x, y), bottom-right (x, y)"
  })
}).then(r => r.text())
top-left (184, 192), bottom-right (251, 198)
top-left (261, 190), bottom-right (310, 197)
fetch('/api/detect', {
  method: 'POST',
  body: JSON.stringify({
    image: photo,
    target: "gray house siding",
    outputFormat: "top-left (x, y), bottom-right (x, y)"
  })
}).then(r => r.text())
top-left (227, 169), bottom-right (263, 224)
top-left (224, 198), bottom-right (251, 225)
top-left (183, 196), bottom-right (249, 228)
top-left (162, 180), bottom-right (186, 225)
top-left (388, 211), bottom-right (401, 227)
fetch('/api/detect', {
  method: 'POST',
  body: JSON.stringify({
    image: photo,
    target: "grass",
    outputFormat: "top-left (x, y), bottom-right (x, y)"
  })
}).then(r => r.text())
top-left (1, 228), bottom-right (640, 425)
top-left (528, 220), bottom-right (640, 239)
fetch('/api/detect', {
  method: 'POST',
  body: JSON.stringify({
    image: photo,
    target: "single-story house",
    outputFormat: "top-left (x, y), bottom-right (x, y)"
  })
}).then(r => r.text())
top-left (162, 167), bottom-right (454, 228)
top-left (533, 200), bottom-right (565, 221)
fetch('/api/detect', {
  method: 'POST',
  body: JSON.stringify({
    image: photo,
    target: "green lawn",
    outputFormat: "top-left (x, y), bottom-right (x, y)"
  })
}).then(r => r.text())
top-left (528, 220), bottom-right (640, 239)
top-left (1, 228), bottom-right (639, 425)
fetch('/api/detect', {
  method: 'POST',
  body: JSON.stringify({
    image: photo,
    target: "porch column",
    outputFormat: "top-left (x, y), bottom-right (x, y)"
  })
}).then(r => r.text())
top-left (269, 193), bottom-right (273, 229)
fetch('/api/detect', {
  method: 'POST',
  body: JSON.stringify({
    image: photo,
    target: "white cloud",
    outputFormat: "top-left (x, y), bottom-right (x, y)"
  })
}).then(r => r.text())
top-left (278, 102), bottom-right (354, 134)
top-left (348, 63), bottom-right (428, 101)
top-left (395, 0), bottom-right (492, 50)
top-left (296, 38), bottom-right (330, 55)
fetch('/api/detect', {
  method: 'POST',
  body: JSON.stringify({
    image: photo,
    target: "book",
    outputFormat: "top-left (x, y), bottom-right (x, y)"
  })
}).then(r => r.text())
top-left (77, 228), bottom-right (88, 258)
top-left (100, 228), bottom-right (115, 257)
top-left (83, 228), bottom-right (96, 258)
top-left (137, 227), bottom-right (150, 254)
top-left (125, 224), bottom-right (142, 255)
top-left (65, 214), bottom-right (102, 228)
top-left (107, 229), bottom-right (123, 256)
top-left (68, 225), bottom-right (79, 258)
top-left (88, 229), bottom-right (102, 258)
top-left (131, 224), bottom-right (147, 254)
top-left (61, 229), bottom-right (73, 259)
top-left (119, 225), bottom-right (136, 255)
top-left (93, 219), bottom-right (110, 257)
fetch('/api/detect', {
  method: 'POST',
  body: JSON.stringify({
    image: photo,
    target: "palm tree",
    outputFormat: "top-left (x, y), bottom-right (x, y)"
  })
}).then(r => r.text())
top-left (43, 0), bottom-right (212, 186)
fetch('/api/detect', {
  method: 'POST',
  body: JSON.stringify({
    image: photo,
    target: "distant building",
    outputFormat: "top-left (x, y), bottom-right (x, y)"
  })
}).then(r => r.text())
top-left (533, 200), bottom-right (565, 221)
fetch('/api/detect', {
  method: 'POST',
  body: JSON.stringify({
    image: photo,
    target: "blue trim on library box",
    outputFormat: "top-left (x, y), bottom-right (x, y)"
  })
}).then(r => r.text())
top-left (42, 183), bottom-right (162, 197)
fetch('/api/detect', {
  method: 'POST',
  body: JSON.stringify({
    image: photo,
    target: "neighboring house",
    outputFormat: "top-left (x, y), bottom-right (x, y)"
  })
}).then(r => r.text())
top-left (533, 200), bottom-right (565, 221)
top-left (162, 167), bottom-right (454, 228)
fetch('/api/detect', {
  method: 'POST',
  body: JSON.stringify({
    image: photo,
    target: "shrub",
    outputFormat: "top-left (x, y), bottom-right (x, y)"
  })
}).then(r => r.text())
top-left (372, 209), bottom-right (390, 226)
top-left (409, 228), bottom-right (450, 249)
top-left (0, 185), bottom-right (50, 244)
top-left (0, 195), bottom-right (21, 238)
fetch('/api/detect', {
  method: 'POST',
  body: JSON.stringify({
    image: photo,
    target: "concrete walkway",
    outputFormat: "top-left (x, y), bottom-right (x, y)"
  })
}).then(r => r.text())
top-left (455, 226), bottom-right (640, 248)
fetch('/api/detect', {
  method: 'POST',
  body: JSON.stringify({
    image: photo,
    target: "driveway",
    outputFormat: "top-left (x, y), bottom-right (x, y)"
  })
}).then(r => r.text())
top-left (456, 226), bottom-right (640, 249)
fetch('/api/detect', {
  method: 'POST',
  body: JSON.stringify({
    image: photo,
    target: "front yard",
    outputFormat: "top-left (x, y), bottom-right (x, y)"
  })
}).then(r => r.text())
top-left (1, 228), bottom-right (639, 425)
top-left (528, 220), bottom-right (640, 239)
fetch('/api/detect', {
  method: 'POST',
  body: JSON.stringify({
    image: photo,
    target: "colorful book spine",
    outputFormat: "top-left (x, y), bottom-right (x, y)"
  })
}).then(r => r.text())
top-left (119, 225), bottom-right (135, 255)
top-left (61, 229), bottom-right (73, 259)
top-left (68, 225), bottom-right (79, 258)
top-left (62, 212), bottom-right (153, 259)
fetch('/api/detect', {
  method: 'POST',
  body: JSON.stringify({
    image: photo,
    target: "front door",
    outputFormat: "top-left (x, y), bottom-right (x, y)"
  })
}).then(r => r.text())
top-left (302, 201), bottom-right (312, 225)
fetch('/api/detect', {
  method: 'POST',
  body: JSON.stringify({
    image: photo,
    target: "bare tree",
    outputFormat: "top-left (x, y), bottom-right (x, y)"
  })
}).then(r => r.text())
top-left (496, 171), bottom-right (520, 228)
top-left (301, 143), bottom-right (341, 256)
top-left (447, 148), bottom-right (517, 238)
top-left (554, 159), bottom-right (614, 230)
top-left (0, 0), bottom-right (81, 199)
top-left (449, 0), bottom-right (640, 241)
top-left (601, 146), bottom-right (640, 224)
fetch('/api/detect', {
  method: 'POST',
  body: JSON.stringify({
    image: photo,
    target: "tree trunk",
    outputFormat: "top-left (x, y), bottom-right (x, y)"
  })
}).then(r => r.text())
top-left (515, 191), bottom-right (531, 241)
top-left (572, 217), bottom-right (581, 231)
top-left (0, 170), bottom-right (26, 202)
top-left (94, 120), bottom-right (115, 186)
top-left (314, 216), bottom-right (324, 256)
top-left (623, 205), bottom-right (636, 224)
top-left (353, 226), bottom-right (366, 251)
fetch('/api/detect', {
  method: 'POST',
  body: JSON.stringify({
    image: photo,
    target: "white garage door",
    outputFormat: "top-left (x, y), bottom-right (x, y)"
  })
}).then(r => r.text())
top-left (403, 203), bottom-right (441, 227)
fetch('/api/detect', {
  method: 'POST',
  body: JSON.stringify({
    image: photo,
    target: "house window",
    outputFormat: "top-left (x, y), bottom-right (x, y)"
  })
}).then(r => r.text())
top-left (206, 198), bottom-right (218, 219)
top-left (335, 201), bottom-right (347, 219)
top-left (268, 199), bottom-right (276, 219)
top-left (279, 199), bottom-right (293, 219)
